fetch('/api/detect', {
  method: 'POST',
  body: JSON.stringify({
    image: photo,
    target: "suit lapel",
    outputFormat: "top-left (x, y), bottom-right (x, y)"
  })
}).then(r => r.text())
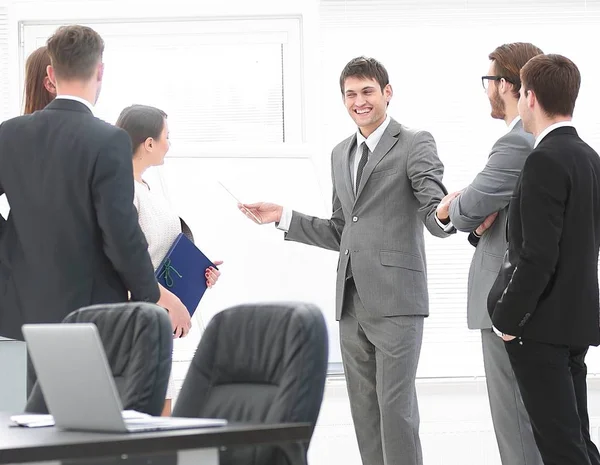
top-left (342, 135), bottom-right (358, 202)
top-left (354, 120), bottom-right (400, 201)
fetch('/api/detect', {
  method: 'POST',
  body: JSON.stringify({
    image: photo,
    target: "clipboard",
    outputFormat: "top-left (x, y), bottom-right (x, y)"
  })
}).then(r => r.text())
top-left (217, 181), bottom-right (262, 224)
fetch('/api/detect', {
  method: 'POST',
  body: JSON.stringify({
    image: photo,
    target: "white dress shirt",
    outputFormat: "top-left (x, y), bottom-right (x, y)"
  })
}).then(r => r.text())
top-left (507, 115), bottom-right (521, 132)
top-left (55, 95), bottom-right (95, 114)
top-left (534, 121), bottom-right (575, 148)
top-left (133, 181), bottom-right (180, 271)
top-left (351, 115), bottom-right (391, 191)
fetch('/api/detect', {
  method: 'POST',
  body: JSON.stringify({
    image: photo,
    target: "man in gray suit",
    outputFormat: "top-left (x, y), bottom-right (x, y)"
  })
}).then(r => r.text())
top-left (240, 56), bottom-right (454, 465)
top-left (436, 43), bottom-right (543, 465)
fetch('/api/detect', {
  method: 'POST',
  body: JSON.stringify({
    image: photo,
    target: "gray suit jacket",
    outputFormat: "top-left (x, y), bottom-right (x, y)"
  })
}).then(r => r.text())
top-left (449, 120), bottom-right (534, 329)
top-left (285, 118), bottom-right (454, 320)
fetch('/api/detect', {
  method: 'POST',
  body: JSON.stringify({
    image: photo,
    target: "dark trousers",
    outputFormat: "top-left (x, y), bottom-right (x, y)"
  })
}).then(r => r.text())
top-left (505, 338), bottom-right (600, 465)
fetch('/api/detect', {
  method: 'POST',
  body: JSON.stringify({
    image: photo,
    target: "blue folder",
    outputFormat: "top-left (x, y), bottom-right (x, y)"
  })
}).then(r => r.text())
top-left (155, 233), bottom-right (216, 316)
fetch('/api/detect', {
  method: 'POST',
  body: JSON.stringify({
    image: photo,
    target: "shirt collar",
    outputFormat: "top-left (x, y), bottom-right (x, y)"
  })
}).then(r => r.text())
top-left (534, 121), bottom-right (575, 148)
top-left (55, 95), bottom-right (95, 115)
top-left (356, 115), bottom-right (391, 152)
top-left (507, 115), bottom-right (521, 132)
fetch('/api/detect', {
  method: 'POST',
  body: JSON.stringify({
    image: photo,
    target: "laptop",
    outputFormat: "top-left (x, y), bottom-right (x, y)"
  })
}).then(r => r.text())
top-left (21, 323), bottom-right (227, 433)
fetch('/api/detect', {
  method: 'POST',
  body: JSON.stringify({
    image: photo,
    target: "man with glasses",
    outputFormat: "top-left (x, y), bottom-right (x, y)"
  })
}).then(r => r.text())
top-left (436, 42), bottom-right (543, 465)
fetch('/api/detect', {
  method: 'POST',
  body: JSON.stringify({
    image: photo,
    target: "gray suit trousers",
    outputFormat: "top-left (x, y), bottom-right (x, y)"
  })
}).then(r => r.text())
top-left (481, 329), bottom-right (543, 465)
top-left (340, 279), bottom-right (424, 465)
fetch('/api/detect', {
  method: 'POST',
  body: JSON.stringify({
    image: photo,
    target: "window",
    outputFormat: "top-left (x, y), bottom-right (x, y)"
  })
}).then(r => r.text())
top-left (21, 17), bottom-right (303, 156)
top-left (19, 15), bottom-right (314, 363)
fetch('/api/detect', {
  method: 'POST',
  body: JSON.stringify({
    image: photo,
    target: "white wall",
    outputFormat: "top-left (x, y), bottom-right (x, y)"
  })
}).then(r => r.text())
top-left (3, 0), bottom-right (600, 380)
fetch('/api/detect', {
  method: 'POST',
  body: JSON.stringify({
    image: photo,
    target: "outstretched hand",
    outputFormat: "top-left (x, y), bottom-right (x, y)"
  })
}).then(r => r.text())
top-left (436, 191), bottom-right (461, 222)
top-left (238, 202), bottom-right (283, 225)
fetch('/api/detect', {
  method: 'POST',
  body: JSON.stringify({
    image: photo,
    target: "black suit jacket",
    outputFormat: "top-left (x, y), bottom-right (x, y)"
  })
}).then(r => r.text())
top-left (488, 126), bottom-right (600, 347)
top-left (0, 98), bottom-right (160, 340)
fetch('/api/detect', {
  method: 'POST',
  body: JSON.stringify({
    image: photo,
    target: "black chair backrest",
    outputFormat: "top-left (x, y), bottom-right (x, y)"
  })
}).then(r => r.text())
top-left (25, 302), bottom-right (172, 416)
top-left (173, 302), bottom-right (328, 465)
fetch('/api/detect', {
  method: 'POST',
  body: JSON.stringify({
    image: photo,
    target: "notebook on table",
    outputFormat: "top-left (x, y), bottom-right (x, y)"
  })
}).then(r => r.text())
top-left (155, 233), bottom-right (217, 316)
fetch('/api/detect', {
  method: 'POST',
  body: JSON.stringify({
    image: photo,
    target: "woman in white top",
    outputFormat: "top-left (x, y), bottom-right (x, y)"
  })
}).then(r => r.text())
top-left (116, 104), bottom-right (222, 415)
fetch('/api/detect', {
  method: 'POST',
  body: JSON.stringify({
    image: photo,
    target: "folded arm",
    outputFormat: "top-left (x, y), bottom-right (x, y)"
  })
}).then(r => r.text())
top-left (449, 136), bottom-right (528, 232)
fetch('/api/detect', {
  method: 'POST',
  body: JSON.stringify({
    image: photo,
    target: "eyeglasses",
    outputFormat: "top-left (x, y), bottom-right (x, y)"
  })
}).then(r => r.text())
top-left (481, 75), bottom-right (520, 91)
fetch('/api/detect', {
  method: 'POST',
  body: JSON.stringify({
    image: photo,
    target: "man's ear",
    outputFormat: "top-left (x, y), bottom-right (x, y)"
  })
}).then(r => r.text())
top-left (97, 62), bottom-right (104, 83)
top-left (47, 65), bottom-right (56, 89)
top-left (43, 76), bottom-right (56, 95)
top-left (526, 89), bottom-right (536, 110)
top-left (384, 84), bottom-right (393, 103)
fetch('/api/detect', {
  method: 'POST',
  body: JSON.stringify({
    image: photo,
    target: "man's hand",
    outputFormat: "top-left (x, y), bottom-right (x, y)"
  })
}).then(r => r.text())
top-left (206, 260), bottom-right (223, 289)
top-left (238, 202), bottom-right (283, 225)
top-left (501, 334), bottom-right (516, 342)
top-left (436, 191), bottom-right (461, 222)
top-left (475, 211), bottom-right (499, 237)
top-left (157, 287), bottom-right (191, 338)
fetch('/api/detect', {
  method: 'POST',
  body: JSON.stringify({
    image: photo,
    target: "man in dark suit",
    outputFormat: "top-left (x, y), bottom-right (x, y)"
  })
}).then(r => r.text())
top-left (0, 26), bottom-right (188, 388)
top-left (488, 53), bottom-right (600, 465)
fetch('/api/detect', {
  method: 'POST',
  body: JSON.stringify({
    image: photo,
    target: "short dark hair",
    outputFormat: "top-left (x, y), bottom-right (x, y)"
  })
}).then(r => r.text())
top-left (46, 25), bottom-right (104, 81)
top-left (24, 46), bottom-right (54, 114)
top-left (339, 56), bottom-right (389, 94)
top-left (489, 42), bottom-right (544, 99)
top-left (521, 54), bottom-right (581, 117)
top-left (116, 105), bottom-right (168, 155)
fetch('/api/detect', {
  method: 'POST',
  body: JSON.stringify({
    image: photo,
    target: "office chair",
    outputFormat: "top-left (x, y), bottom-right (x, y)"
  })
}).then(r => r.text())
top-left (173, 302), bottom-right (328, 465)
top-left (25, 302), bottom-right (173, 416)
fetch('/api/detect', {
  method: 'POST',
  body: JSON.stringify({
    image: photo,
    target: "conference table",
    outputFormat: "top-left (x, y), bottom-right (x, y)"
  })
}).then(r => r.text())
top-left (0, 412), bottom-right (311, 465)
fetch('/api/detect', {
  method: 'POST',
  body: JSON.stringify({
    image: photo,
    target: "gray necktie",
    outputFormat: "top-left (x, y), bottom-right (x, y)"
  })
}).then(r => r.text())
top-left (346, 142), bottom-right (370, 280)
top-left (355, 142), bottom-right (370, 193)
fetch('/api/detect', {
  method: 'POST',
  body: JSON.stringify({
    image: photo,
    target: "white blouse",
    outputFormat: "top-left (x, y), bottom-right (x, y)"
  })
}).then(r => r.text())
top-left (133, 180), bottom-right (181, 270)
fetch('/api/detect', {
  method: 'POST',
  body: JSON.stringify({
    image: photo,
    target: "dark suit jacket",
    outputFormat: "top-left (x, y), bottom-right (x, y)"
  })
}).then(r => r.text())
top-left (0, 98), bottom-right (160, 340)
top-left (488, 126), bottom-right (600, 347)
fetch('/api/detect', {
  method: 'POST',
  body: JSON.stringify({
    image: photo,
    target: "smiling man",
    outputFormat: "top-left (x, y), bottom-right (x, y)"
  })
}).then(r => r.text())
top-left (239, 56), bottom-right (454, 465)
